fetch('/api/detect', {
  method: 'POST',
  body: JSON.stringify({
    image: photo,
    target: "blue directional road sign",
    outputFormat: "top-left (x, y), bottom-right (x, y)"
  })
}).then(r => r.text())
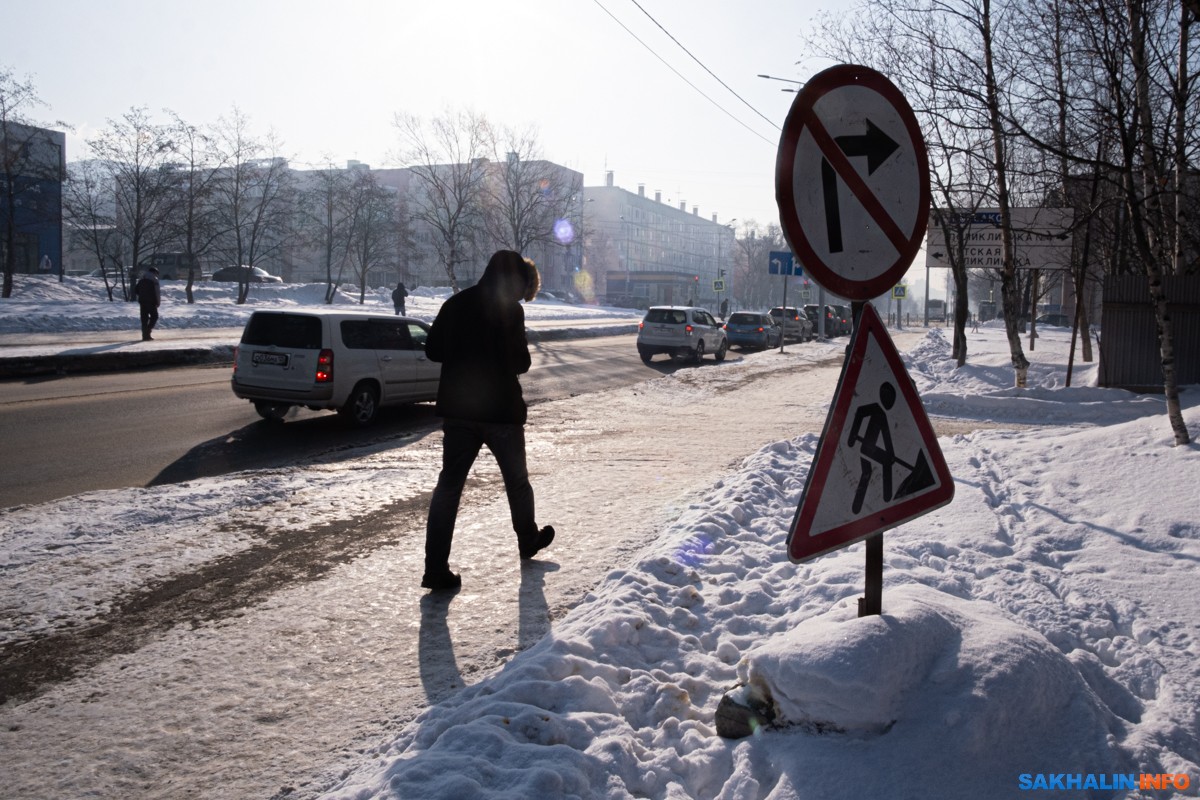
top-left (769, 251), bottom-right (802, 276)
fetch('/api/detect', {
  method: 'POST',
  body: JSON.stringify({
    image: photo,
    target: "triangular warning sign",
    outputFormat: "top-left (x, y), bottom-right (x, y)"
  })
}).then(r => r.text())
top-left (788, 303), bottom-right (953, 563)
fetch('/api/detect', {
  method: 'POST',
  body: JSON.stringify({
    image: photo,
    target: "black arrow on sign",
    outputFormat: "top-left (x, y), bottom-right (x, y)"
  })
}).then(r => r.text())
top-left (822, 119), bottom-right (900, 253)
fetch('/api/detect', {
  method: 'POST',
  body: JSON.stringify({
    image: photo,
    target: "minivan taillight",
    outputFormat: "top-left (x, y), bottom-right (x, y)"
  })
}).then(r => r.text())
top-left (315, 349), bottom-right (334, 383)
top-left (685, 324), bottom-right (694, 333)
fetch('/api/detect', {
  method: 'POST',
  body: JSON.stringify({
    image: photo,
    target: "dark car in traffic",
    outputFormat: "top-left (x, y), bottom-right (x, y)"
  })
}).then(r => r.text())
top-left (211, 265), bottom-right (283, 284)
top-left (1037, 313), bottom-right (1071, 327)
top-left (830, 304), bottom-right (853, 336)
top-left (804, 303), bottom-right (846, 337)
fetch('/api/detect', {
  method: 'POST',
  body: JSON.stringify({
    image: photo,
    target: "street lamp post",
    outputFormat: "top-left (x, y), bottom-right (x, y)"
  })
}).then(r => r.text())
top-left (757, 74), bottom-right (804, 93)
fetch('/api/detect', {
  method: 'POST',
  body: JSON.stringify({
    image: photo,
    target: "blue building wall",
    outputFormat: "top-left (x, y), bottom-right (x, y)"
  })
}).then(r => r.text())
top-left (1, 121), bottom-right (66, 274)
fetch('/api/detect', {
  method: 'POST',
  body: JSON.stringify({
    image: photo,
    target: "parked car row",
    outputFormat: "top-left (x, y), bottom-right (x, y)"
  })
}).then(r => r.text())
top-left (634, 301), bottom-right (867, 364)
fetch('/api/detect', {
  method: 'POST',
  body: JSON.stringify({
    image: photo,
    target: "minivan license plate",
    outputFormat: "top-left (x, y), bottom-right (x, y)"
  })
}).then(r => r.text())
top-left (252, 351), bottom-right (289, 367)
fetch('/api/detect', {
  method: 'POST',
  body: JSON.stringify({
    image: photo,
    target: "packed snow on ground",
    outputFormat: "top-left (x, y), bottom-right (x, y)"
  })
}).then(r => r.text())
top-left (1, 275), bottom-right (1199, 799)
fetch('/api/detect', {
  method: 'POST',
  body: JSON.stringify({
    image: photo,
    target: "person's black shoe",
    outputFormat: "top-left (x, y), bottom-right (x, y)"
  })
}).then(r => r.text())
top-left (520, 526), bottom-right (555, 560)
top-left (420, 570), bottom-right (461, 591)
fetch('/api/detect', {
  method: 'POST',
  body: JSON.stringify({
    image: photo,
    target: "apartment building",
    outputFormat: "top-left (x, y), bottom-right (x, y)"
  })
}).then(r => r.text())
top-left (582, 172), bottom-right (735, 310)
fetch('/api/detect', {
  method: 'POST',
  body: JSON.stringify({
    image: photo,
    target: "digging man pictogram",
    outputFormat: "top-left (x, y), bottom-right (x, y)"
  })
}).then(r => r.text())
top-left (847, 381), bottom-right (936, 514)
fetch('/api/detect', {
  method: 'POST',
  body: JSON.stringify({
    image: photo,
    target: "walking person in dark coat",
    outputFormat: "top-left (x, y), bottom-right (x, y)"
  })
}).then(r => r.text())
top-left (135, 267), bottom-right (161, 341)
top-left (421, 250), bottom-right (555, 591)
top-left (392, 281), bottom-right (408, 315)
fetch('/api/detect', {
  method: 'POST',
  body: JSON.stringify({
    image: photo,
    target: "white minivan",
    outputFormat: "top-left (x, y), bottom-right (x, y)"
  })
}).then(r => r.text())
top-left (231, 309), bottom-right (440, 426)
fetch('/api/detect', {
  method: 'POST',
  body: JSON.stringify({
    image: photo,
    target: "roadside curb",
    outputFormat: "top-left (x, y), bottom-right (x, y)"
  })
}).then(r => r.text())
top-left (0, 345), bottom-right (236, 379)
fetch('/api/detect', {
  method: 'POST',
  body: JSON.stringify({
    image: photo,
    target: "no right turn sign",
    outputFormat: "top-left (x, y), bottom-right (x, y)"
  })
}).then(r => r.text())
top-left (775, 65), bottom-right (930, 301)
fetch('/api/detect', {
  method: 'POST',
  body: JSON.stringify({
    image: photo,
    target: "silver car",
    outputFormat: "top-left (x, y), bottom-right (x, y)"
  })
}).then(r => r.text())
top-left (769, 306), bottom-right (815, 341)
top-left (637, 306), bottom-right (728, 364)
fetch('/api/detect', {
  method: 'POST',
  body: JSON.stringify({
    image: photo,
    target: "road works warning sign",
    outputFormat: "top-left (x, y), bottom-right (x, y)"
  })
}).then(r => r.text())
top-left (787, 303), bottom-right (954, 563)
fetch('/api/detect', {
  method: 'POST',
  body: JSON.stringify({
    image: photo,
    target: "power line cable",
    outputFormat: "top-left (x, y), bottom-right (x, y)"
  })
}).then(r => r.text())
top-left (590, 0), bottom-right (777, 147)
top-left (626, 0), bottom-right (782, 132)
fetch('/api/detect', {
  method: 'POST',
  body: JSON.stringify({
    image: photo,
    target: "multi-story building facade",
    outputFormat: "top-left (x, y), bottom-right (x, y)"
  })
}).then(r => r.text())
top-left (582, 172), bottom-right (736, 311)
top-left (1, 121), bottom-right (66, 275)
top-left (282, 158), bottom-right (584, 296)
top-left (61, 155), bottom-right (742, 309)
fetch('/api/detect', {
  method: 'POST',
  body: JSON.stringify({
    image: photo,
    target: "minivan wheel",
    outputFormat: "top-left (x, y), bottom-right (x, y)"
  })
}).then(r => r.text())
top-left (339, 382), bottom-right (380, 426)
top-left (714, 339), bottom-right (728, 362)
top-left (638, 347), bottom-right (654, 364)
top-left (254, 401), bottom-right (292, 422)
top-left (692, 340), bottom-right (706, 363)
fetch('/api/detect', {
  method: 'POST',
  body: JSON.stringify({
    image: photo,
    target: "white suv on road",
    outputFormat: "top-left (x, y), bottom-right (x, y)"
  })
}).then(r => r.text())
top-left (231, 309), bottom-right (440, 426)
top-left (636, 306), bottom-right (728, 364)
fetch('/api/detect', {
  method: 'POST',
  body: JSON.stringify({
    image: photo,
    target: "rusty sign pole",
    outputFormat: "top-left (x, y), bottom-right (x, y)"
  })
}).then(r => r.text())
top-left (850, 300), bottom-right (884, 617)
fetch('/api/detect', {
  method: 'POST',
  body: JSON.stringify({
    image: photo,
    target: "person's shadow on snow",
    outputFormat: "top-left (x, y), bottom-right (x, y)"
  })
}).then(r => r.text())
top-left (418, 590), bottom-right (464, 705)
top-left (518, 560), bottom-right (560, 651)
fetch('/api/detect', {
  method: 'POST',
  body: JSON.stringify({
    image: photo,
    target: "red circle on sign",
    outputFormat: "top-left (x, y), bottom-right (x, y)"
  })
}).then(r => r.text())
top-left (775, 64), bottom-right (929, 301)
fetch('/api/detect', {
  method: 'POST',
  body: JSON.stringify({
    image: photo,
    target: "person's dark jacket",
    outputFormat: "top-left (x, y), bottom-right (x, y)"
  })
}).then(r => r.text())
top-left (426, 255), bottom-right (531, 425)
top-left (135, 273), bottom-right (160, 307)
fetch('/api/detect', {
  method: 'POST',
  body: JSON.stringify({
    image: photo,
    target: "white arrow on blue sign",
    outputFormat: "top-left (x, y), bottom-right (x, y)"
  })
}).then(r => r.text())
top-left (769, 251), bottom-right (801, 276)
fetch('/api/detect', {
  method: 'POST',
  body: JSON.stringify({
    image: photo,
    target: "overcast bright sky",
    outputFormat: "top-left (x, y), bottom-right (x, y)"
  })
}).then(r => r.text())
top-left (8, 0), bottom-right (860, 230)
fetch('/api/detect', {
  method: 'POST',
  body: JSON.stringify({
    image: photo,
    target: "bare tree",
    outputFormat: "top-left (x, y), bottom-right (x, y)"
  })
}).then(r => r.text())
top-left (818, 0), bottom-right (1194, 443)
top-left (344, 168), bottom-right (400, 303)
top-left (296, 161), bottom-right (355, 303)
top-left (732, 221), bottom-right (785, 310)
top-left (395, 109), bottom-right (492, 292)
top-left (86, 107), bottom-right (176, 300)
top-left (484, 125), bottom-right (581, 261)
top-left (1002, 0), bottom-right (1195, 444)
top-left (211, 109), bottom-right (294, 304)
top-left (807, 1), bottom-right (1027, 369)
top-left (1, 66), bottom-right (64, 297)
top-left (62, 158), bottom-right (125, 300)
top-left (163, 111), bottom-right (225, 303)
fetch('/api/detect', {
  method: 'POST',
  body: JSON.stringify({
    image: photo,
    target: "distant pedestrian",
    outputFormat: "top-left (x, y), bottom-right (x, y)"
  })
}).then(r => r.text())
top-left (971, 314), bottom-right (980, 333)
top-left (421, 250), bottom-right (555, 591)
top-left (392, 281), bottom-right (409, 315)
top-left (135, 267), bottom-right (161, 341)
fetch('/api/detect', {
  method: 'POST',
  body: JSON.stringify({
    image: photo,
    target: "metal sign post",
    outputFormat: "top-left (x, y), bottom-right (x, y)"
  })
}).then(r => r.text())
top-left (769, 251), bottom-right (798, 353)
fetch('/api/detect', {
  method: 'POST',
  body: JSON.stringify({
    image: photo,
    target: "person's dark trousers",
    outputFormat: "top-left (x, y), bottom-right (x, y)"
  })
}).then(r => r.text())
top-left (425, 418), bottom-right (537, 574)
top-left (140, 305), bottom-right (158, 339)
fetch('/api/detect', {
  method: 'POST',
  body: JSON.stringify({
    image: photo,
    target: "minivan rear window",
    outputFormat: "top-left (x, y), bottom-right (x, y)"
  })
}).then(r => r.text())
top-left (241, 313), bottom-right (322, 349)
top-left (645, 309), bottom-right (687, 324)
